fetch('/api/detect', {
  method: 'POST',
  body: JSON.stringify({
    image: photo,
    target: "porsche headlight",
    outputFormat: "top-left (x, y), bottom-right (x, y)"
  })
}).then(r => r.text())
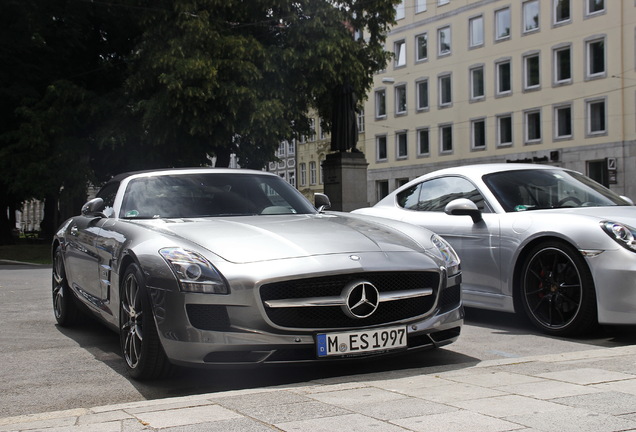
top-left (159, 247), bottom-right (229, 294)
top-left (601, 221), bottom-right (636, 252)
top-left (431, 234), bottom-right (461, 276)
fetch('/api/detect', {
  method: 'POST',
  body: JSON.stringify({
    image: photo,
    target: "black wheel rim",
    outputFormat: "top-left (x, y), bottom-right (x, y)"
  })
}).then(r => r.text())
top-left (121, 272), bottom-right (143, 369)
top-left (523, 247), bottom-right (582, 330)
top-left (52, 250), bottom-right (65, 320)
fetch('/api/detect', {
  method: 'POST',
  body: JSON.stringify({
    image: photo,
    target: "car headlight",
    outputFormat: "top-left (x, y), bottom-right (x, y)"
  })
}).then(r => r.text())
top-left (159, 247), bottom-right (229, 294)
top-left (601, 221), bottom-right (636, 252)
top-left (431, 234), bottom-right (461, 276)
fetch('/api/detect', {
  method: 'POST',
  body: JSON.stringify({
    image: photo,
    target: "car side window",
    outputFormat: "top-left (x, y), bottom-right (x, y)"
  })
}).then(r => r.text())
top-left (96, 181), bottom-right (119, 217)
top-left (399, 176), bottom-right (486, 212)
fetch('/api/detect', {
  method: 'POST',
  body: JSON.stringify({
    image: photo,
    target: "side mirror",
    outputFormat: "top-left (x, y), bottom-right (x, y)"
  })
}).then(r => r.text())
top-left (81, 198), bottom-right (106, 217)
top-left (445, 198), bottom-right (482, 223)
top-left (314, 193), bottom-right (331, 212)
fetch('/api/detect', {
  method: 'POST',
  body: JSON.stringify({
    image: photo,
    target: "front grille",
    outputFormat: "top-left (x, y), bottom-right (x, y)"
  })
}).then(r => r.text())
top-left (260, 272), bottom-right (440, 330)
top-left (438, 285), bottom-right (461, 313)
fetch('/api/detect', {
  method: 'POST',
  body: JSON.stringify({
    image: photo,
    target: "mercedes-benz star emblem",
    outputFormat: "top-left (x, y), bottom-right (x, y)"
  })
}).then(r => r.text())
top-left (341, 281), bottom-right (380, 319)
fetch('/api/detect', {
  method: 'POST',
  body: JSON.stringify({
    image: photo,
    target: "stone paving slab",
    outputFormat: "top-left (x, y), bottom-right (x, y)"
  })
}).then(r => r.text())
top-left (1, 346), bottom-right (636, 431)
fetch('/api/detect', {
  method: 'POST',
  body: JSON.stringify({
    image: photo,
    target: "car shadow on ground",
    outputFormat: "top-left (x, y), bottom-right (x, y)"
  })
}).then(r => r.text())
top-left (464, 307), bottom-right (636, 346)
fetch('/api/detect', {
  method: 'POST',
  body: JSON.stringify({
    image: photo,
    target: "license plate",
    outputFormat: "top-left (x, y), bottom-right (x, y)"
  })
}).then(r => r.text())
top-left (316, 325), bottom-right (407, 358)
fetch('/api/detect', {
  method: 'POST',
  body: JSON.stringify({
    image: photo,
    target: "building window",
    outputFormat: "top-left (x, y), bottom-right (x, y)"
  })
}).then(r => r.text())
top-left (497, 114), bottom-right (513, 147)
top-left (309, 161), bottom-right (317, 185)
top-left (308, 118), bottom-right (316, 141)
top-left (439, 74), bottom-right (452, 107)
top-left (587, 98), bottom-right (606, 135)
top-left (586, 0), bottom-right (604, 16)
top-left (439, 124), bottom-right (453, 153)
top-left (376, 135), bottom-right (388, 161)
top-left (415, 0), bottom-right (427, 13)
top-left (471, 119), bottom-right (486, 150)
top-left (394, 40), bottom-right (406, 67)
top-left (288, 140), bottom-right (295, 155)
top-left (525, 109), bottom-right (542, 143)
top-left (357, 110), bottom-right (365, 133)
top-left (554, 0), bottom-right (570, 24)
top-left (417, 128), bottom-right (430, 156)
top-left (524, 53), bottom-right (540, 90)
top-left (396, 131), bottom-right (408, 159)
top-left (438, 0), bottom-right (450, 5)
top-left (586, 37), bottom-right (606, 78)
top-left (469, 15), bottom-right (484, 48)
top-left (299, 163), bottom-right (307, 186)
top-left (495, 8), bottom-right (511, 41)
top-left (523, 1), bottom-right (540, 33)
top-left (319, 156), bottom-right (325, 184)
top-left (375, 89), bottom-right (386, 118)
top-left (416, 79), bottom-right (429, 111)
top-left (415, 33), bottom-right (428, 62)
top-left (288, 171), bottom-right (296, 187)
top-left (395, 84), bottom-right (407, 115)
top-left (496, 60), bottom-right (512, 95)
top-left (470, 66), bottom-right (484, 100)
top-left (554, 46), bottom-right (572, 84)
top-left (395, 1), bottom-right (405, 20)
top-left (554, 104), bottom-right (572, 139)
top-left (376, 180), bottom-right (389, 202)
top-left (438, 26), bottom-right (451, 56)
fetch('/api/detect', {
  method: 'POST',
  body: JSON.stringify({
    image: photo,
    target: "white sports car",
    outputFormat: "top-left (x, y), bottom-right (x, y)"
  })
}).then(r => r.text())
top-left (354, 163), bottom-right (636, 336)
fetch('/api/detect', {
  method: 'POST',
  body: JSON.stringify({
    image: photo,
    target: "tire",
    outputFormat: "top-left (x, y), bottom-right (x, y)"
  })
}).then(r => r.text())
top-left (519, 240), bottom-right (598, 336)
top-left (120, 263), bottom-right (171, 380)
top-left (52, 245), bottom-right (81, 326)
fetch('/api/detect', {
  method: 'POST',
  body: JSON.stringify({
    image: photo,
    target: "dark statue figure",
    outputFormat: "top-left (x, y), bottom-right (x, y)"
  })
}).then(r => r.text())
top-left (330, 82), bottom-right (359, 153)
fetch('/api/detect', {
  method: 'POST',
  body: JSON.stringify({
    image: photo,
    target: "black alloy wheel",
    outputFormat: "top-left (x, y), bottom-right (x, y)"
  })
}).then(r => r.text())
top-left (520, 240), bottom-right (597, 336)
top-left (52, 245), bottom-right (81, 326)
top-left (120, 263), bottom-right (171, 380)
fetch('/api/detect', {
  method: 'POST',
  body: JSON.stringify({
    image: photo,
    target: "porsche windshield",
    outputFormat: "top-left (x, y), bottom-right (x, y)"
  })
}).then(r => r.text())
top-left (119, 173), bottom-right (316, 219)
top-left (483, 169), bottom-right (630, 212)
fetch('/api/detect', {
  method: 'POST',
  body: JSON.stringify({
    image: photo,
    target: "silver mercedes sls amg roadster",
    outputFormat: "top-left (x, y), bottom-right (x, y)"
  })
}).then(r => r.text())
top-left (354, 163), bottom-right (636, 337)
top-left (52, 168), bottom-right (463, 379)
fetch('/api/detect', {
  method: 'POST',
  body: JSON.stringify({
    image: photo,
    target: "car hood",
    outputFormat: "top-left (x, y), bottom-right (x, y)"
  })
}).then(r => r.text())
top-left (136, 214), bottom-right (427, 263)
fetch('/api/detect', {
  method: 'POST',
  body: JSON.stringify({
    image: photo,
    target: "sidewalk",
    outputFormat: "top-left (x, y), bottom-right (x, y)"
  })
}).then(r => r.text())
top-left (2, 345), bottom-right (636, 432)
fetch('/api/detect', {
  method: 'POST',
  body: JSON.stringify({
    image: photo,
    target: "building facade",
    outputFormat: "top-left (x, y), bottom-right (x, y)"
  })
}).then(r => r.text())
top-left (363, 0), bottom-right (636, 205)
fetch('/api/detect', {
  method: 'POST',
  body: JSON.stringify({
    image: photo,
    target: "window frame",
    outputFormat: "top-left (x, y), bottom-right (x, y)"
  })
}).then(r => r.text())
top-left (415, 32), bottom-right (428, 62)
top-left (438, 73), bottom-right (452, 107)
top-left (417, 127), bottom-right (430, 156)
top-left (376, 135), bottom-right (388, 162)
top-left (471, 118), bottom-right (487, 151)
top-left (554, 103), bottom-right (573, 140)
top-left (375, 88), bottom-right (387, 119)
top-left (522, 0), bottom-right (540, 34)
top-left (524, 108), bottom-right (542, 144)
top-left (469, 15), bottom-right (484, 48)
top-left (395, 83), bottom-right (407, 115)
top-left (585, 36), bottom-right (606, 80)
top-left (416, 78), bottom-right (429, 111)
top-left (396, 130), bottom-right (408, 159)
top-left (470, 65), bottom-right (485, 101)
top-left (438, 26), bottom-right (452, 57)
top-left (496, 114), bottom-right (513, 147)
top-left (309, 161), bottom-right (317, 185)
top-left (299, 162), bottom-right (307, 186)
top-left (394, 39), bottom-right (406, 68)
top-left (495, 7), bottom-right (511, 41)
top-left (523, 52), bottom-right (541, 91)
top-left (553, 44), bottom-right (572, 85)
top-left (553, 0), bottom-right (571, 25)
top-left (586, 97), bottom-right (607, 136)
top-left (586, 0), bottom-right (605, 17)
top-left (439, 123), bottom-right (453, 154)
top-left (496, 59), bottom-right (512, 96)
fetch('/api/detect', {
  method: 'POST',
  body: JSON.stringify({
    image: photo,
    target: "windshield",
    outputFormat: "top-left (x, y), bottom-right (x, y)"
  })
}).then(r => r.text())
top-left (483, 169), bottom-right (629, 212)
top-left (119, 173), bottom-right (317, 219)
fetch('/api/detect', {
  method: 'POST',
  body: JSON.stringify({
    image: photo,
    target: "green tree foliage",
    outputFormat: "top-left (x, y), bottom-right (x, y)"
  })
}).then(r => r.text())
top-left (0, 0), bottom-right (398, 243)
top-left (127, 0), bottom-right (398, 167)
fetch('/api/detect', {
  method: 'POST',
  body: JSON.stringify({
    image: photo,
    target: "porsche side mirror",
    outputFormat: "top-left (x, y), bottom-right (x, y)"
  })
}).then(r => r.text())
top-left (315, 193), bottom-right (331, 213)
top-left (445, 198), bottom-right (482, 223)
top-left (81, 197), bottom-right (106, 218)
